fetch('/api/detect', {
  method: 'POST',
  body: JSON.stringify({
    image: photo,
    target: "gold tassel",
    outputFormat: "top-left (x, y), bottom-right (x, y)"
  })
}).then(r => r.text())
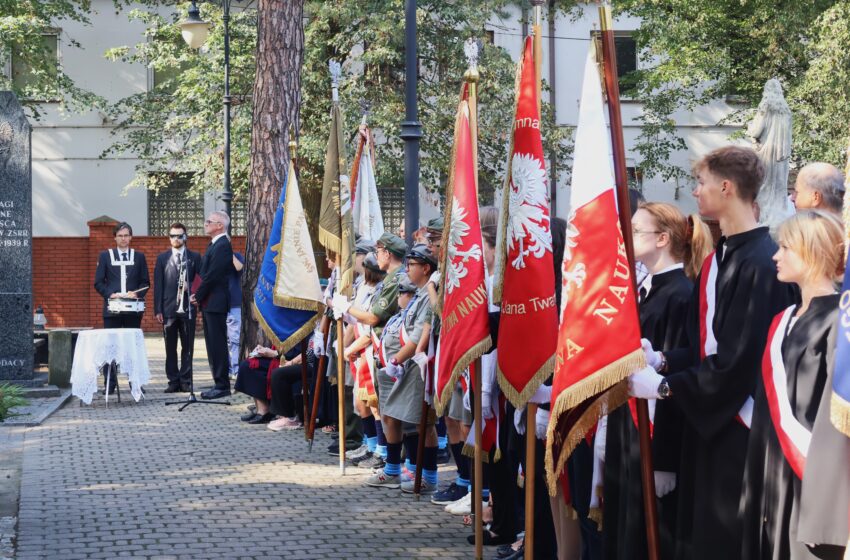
top-left (831, 392), bottom-right (850, 437)
top-left (318, 228), bottom-right (341, 254)
top-left (496, 353), bottom-right (555, 410)
top-left (252, 302), bottom-right (321, 355)
top-left (588, 507), bottom-right (604, 531)
top-left (434, 336), bottom-right (492, 416)
top-left (272, 294), bottom-right (324, 312)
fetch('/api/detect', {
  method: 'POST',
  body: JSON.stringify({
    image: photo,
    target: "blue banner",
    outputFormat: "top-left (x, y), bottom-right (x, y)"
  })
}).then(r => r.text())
top-left (833, 253), bottom-right (850, 436)
top-left (253, 166), bottom-right (321, 352)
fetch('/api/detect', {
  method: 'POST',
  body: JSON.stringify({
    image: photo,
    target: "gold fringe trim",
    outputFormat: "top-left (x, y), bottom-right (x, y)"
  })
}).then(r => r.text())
top-left (434, 336), bottom-right (492, 416)
top-left (496, 354), bottom-right (555, 410)
top-left (461, 442), bottom-right (501, 464)
top-left (252, 301), bottom-right (320, 354)
top-left (272, 294), bottom-right (323, 312)
top-left (545, 348), bottom-right (642, 496)
top-left (588, 507), bottom-right (603, 531)
top-left (318, 227), bottom-right (341, 255)
top-left (831, 391), bottom-right (850, 437)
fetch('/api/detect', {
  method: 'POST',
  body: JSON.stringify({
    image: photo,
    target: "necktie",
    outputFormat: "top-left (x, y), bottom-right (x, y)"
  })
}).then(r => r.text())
top-left (638, 286), bottom-right (647, 303)
top-left (122, 252), bottom-right (128, 261)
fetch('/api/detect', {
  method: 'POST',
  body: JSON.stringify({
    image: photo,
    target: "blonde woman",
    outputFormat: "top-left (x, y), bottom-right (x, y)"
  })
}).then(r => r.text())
top-left (740, 210), bottom-right (849, 560)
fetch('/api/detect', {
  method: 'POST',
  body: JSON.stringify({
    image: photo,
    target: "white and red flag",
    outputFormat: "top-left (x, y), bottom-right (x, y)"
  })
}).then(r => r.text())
top-left (434, 84), bottom-right (492, 415)
top-left (544, 46), bottom-right (645, 493)
top-left (493, 35), bottom-right (558, 407)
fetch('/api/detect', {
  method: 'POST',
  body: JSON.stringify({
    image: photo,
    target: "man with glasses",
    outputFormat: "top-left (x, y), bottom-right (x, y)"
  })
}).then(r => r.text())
top-left (93, 221), bottom-right (150, 394)
top-left (191, 211), bottom-right (235, 399)
top-left (153, 223), bottom-right (202, 393)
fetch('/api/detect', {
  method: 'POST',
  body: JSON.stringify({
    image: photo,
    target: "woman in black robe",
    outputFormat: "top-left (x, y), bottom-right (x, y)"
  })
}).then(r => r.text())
top-left (740, 210), bottom-right (849, 560)
top-left (603, 203), bottom-right (713, 560)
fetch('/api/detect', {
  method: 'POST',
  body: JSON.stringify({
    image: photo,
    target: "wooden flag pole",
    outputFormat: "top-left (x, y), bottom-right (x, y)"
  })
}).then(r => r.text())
top-left (306, 321), bottom-right (329, 451)
top-left (525, 4), bottom-right (545, 558)
top-left (300, 339), bottom-right (310, 441)
top-left (598, 4), bottom-right (660, 559)
top-left (473, 359), bottom-right (484, 560)
top-left (336, 290), bottom-right (346, 475)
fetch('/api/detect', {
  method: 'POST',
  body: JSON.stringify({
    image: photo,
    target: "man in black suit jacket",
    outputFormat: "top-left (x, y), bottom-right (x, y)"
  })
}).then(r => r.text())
top-left (154, 222), bottom-right (202, 393)
top-left (191, 211), bottom-right (235, 399)
top-left (93, 221), bottom-right (150, 329)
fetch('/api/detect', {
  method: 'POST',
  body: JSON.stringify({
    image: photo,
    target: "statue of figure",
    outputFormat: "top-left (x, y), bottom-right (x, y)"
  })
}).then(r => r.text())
top-left (747, 78), bottom-right (793, 233)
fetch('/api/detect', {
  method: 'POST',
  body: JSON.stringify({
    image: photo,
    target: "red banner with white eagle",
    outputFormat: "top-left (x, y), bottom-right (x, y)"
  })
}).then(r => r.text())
top-left (544, 46), bottom-right (644, 495)
top-left (493, 35), bottom-right (558, 408)
top-left (434, 84), bottom-right (492, 415)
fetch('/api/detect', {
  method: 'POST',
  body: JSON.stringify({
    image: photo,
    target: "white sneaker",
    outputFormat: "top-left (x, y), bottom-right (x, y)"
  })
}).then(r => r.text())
top-left (445, 492), bottom-right (472, 515)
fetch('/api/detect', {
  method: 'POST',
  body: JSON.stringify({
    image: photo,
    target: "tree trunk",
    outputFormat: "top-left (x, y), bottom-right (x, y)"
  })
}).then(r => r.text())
top-left (241, 0), bottom-right (305, 353)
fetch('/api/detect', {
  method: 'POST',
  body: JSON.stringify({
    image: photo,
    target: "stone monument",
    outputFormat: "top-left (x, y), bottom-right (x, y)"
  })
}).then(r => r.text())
top-left (0, 92), bottom-right (34, 385)
top-left (747, 78), bottom-right (794, 233)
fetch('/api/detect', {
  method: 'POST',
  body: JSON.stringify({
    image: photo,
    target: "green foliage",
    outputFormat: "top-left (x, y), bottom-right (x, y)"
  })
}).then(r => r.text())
top-left (105, 1), bottom-right (571, 201)
top-left (0, 382), bottom-right (28, 422)
top-left (0, 0), bottom-right (102, 116)
top-left (599, 0), bottom-right (850, 182)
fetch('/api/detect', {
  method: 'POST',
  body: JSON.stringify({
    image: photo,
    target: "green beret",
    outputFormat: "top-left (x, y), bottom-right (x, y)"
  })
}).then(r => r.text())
top-left (355, 238), bottom-right (376, 255)
top-left (426, 216), bottom-right (444, 233)
top-left (377, 232), bottom-right (408, 258)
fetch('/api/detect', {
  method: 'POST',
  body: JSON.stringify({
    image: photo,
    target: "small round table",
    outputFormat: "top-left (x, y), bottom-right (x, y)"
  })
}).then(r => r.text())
top-left (71, 328), bottom-right (151, 405)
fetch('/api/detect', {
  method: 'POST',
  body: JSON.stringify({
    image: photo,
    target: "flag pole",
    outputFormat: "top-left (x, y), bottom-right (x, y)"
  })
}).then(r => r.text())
top-left (306, 320), bottom-right (329, 451)
top-left (525, 5), bottom-right (544, 558)
top-left (598, 4), bottom-right (660, 558)
top-left (473, 359), bottom-right (484, 560)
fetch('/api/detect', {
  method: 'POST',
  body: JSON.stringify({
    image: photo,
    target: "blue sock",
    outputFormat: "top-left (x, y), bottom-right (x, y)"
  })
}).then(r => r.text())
top-left (438, 435), bottom-right (448, 450)
top-left (456, 476), bottom-right (470, 488)
top-left (376, 444), bottom-right (387, 458)
top-left (384, 442), bottom-right (402, 476)
top-left (424, 469), bottom-right (438, 485)
top-left (366, 436), bottom-right (378, 453)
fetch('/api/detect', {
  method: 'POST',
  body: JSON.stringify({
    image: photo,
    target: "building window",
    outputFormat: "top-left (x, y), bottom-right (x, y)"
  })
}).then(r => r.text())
top-left (379, 187), bottom-right (405, 234)
top-left (10, 32), bottom-right (60, 100)
top-left (484, 30), bottom-right (495, 44)
top-left (230, 196), bottom-right (247, 236)
top-left (147, 173), bottom-right (206, 236)
top-left (627, 166), bottom-right (644, 192)
top-left (592, 32), bottom-right (638, 97)
top-left (151, 62), bottom-right (191, 95)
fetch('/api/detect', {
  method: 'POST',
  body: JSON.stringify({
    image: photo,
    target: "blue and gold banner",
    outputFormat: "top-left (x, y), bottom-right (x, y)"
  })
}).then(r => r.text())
top-left (253, 159), bottom-right (323, 352)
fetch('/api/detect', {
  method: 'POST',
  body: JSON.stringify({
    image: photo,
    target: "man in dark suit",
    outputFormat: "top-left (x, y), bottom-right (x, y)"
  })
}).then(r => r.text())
top-left (191, 211), bottom-right (235, 399)
top-left (93, 221), bottom-right (150, 328)
top-left (154, 222), bottom-right (202, 393)
top-left (93, 221), bottom-right (150, 393)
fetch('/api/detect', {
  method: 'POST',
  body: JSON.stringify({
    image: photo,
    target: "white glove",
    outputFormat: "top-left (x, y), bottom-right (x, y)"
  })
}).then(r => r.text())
top-left (654, 471), bottom-right (677, 498)
top-left (331, 293), bottom-right (351, 320)
top-left (628, 366), bottom-right (664, 399)
top-left (384, 362), bottom-right (403, 380)
top-left (594, 415), bottom-right (608, 463)
top-left (482, 392), bottom-right (494, 420)
top-left (535, 408), bottom-right (550, 440)
top-left (412, 352), bottom-right (428, 381)
top-left (429, 270), bottom-right (441, 286)
top-left (514, 408), bottom-right (526, 435)
top-left (641, 338), bottom-right (663, 371)
top-left (528, 384), bottom-right (552, 405)
top-left (312, 331), bottom-right (325, 357)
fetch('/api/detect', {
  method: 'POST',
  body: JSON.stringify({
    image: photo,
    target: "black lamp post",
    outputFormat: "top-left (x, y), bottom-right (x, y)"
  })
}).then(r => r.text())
top-left (400, 0), bottom-right (421, 246)
top-left (180, 0), bottom-right (233, 236)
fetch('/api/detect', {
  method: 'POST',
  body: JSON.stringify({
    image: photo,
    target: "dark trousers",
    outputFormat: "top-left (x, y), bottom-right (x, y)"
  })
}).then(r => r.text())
top-left (103, 314), bottom-right (143, 329)
top-left (489, 402), bottom-right (519, 542)
top-left (202, 310), bottom-right (230, 390)
top-left (163, 315), bottom-right (196, 389)
top-left (270, 364), bottom-right (306, 419)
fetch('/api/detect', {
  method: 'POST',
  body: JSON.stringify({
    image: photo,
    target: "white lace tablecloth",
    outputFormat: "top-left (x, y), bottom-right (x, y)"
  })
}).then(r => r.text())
top-left (70, 328), bottom-right (151, 404)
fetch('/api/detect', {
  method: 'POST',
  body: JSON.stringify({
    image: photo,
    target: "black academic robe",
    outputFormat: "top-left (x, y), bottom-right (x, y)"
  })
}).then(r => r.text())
top-left (741, 295), bottom-right (849, 560)
top-left (603, 267), bottom-right (691, 560)
top-left (664, 227), bottom-right (798, 560)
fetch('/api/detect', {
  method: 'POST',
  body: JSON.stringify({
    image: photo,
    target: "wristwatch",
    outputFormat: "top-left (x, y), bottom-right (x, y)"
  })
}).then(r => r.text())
top-left (658, 379), bottom-right (672, 399)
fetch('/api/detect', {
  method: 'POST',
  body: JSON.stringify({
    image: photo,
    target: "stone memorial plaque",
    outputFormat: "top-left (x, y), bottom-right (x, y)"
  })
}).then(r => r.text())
top-left (0, 92), bottom-right (34, 384)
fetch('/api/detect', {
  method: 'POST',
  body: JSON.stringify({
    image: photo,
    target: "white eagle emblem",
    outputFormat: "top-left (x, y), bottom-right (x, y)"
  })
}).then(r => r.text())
top-left (508, 153), bottom-right (552, 270)
top-left (446, 196), bottom-right (482, 294)
top-left (560, 211), bottom-right (584, 312)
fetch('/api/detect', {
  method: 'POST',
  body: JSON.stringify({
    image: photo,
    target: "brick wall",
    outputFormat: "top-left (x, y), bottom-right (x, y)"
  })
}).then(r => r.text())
top-left (33, 217), bottom-right (246, 332)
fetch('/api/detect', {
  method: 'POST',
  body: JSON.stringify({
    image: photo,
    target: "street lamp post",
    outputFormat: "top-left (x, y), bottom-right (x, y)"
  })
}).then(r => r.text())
top-left (181, 0), bottom-right (233, 236)
top-left (400, 0), bottom-right (421, 246)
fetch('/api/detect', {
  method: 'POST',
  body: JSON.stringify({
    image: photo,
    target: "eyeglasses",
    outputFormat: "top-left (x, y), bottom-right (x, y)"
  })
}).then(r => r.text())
top-left (406, 261), bottom-right (426, 267)
top-left (632, 229), bottom-right (662, 236)
top-left (204, 220), bottom-right (222, 225)
top-left (169, 234), bottom-right (185, 239)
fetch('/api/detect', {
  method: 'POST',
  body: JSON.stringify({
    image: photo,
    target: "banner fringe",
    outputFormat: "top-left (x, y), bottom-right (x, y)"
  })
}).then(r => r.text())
top-left (272, 294), bottom-right (323, 312)
top-left (588, 507), bottom-right (603, 530)
top-left (831, 392), bottom-right (850, 437)
top-left (434, 336), bottom-right (492, 416)
top-left (318, 228), bottom-right (341, 255)
top-left (461, 442), bottom-right (501, 464)
top-left (545, 348), bottom-right (642, 495)
top-left (252, 301), bottom-right (320, 355)
top-left (496, 353), bottom-right (555, 410)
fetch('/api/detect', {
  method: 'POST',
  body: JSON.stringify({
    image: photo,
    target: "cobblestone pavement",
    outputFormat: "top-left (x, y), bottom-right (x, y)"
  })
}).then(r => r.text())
top-left (14, 336), bottom-right (475, 560)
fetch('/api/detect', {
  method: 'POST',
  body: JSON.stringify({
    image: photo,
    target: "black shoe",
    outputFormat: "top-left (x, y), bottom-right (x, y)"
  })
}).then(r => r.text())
top-left (241, 412), bottom-right (260, 422)
top-left (179, 385), bottom-right (192, 393)
top-left (436, 447), bottom-right (451, 465)
top-left (164, 386), bottom-right (181, 394)
top-left (247, 412), bottom-right (274, 425)
top-left (467, 531), bottom-right (512, 546)
top-left (501, 545), bottom-right (523, 560)
top-left (200, 388), bottom-right (231, 400)
top-left (327, 442), bottom-right (339, 456)
top-left (496, 545), bottom-right (513, 557)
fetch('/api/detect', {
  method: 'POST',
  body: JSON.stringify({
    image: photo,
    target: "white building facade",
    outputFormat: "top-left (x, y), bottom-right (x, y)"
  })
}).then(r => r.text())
top-left (22, 1), bottom-right (744, 236)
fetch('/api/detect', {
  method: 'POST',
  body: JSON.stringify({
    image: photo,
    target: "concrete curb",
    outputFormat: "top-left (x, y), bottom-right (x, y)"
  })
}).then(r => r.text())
top-left (0, 389), bottom-right (72, 427)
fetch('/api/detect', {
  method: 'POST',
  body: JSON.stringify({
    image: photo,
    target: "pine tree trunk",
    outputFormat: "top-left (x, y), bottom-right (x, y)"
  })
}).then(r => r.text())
top-left (241, 0), bottom-right (305, 352)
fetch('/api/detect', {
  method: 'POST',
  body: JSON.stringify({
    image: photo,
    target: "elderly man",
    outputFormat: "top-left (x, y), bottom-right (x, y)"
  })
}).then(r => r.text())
top-left (791, 162), bottom-right (845, 214)
top-left (191, 211), bottom-right (235, 399)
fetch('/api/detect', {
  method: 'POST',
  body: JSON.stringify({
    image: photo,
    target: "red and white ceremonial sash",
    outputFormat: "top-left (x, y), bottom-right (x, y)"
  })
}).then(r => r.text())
top-left (372, 331), bottom-right (385, 368)
top-left (762, 306), bottom-right (810, 479)
top-left (699, 250), bottom-right (754, 429)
